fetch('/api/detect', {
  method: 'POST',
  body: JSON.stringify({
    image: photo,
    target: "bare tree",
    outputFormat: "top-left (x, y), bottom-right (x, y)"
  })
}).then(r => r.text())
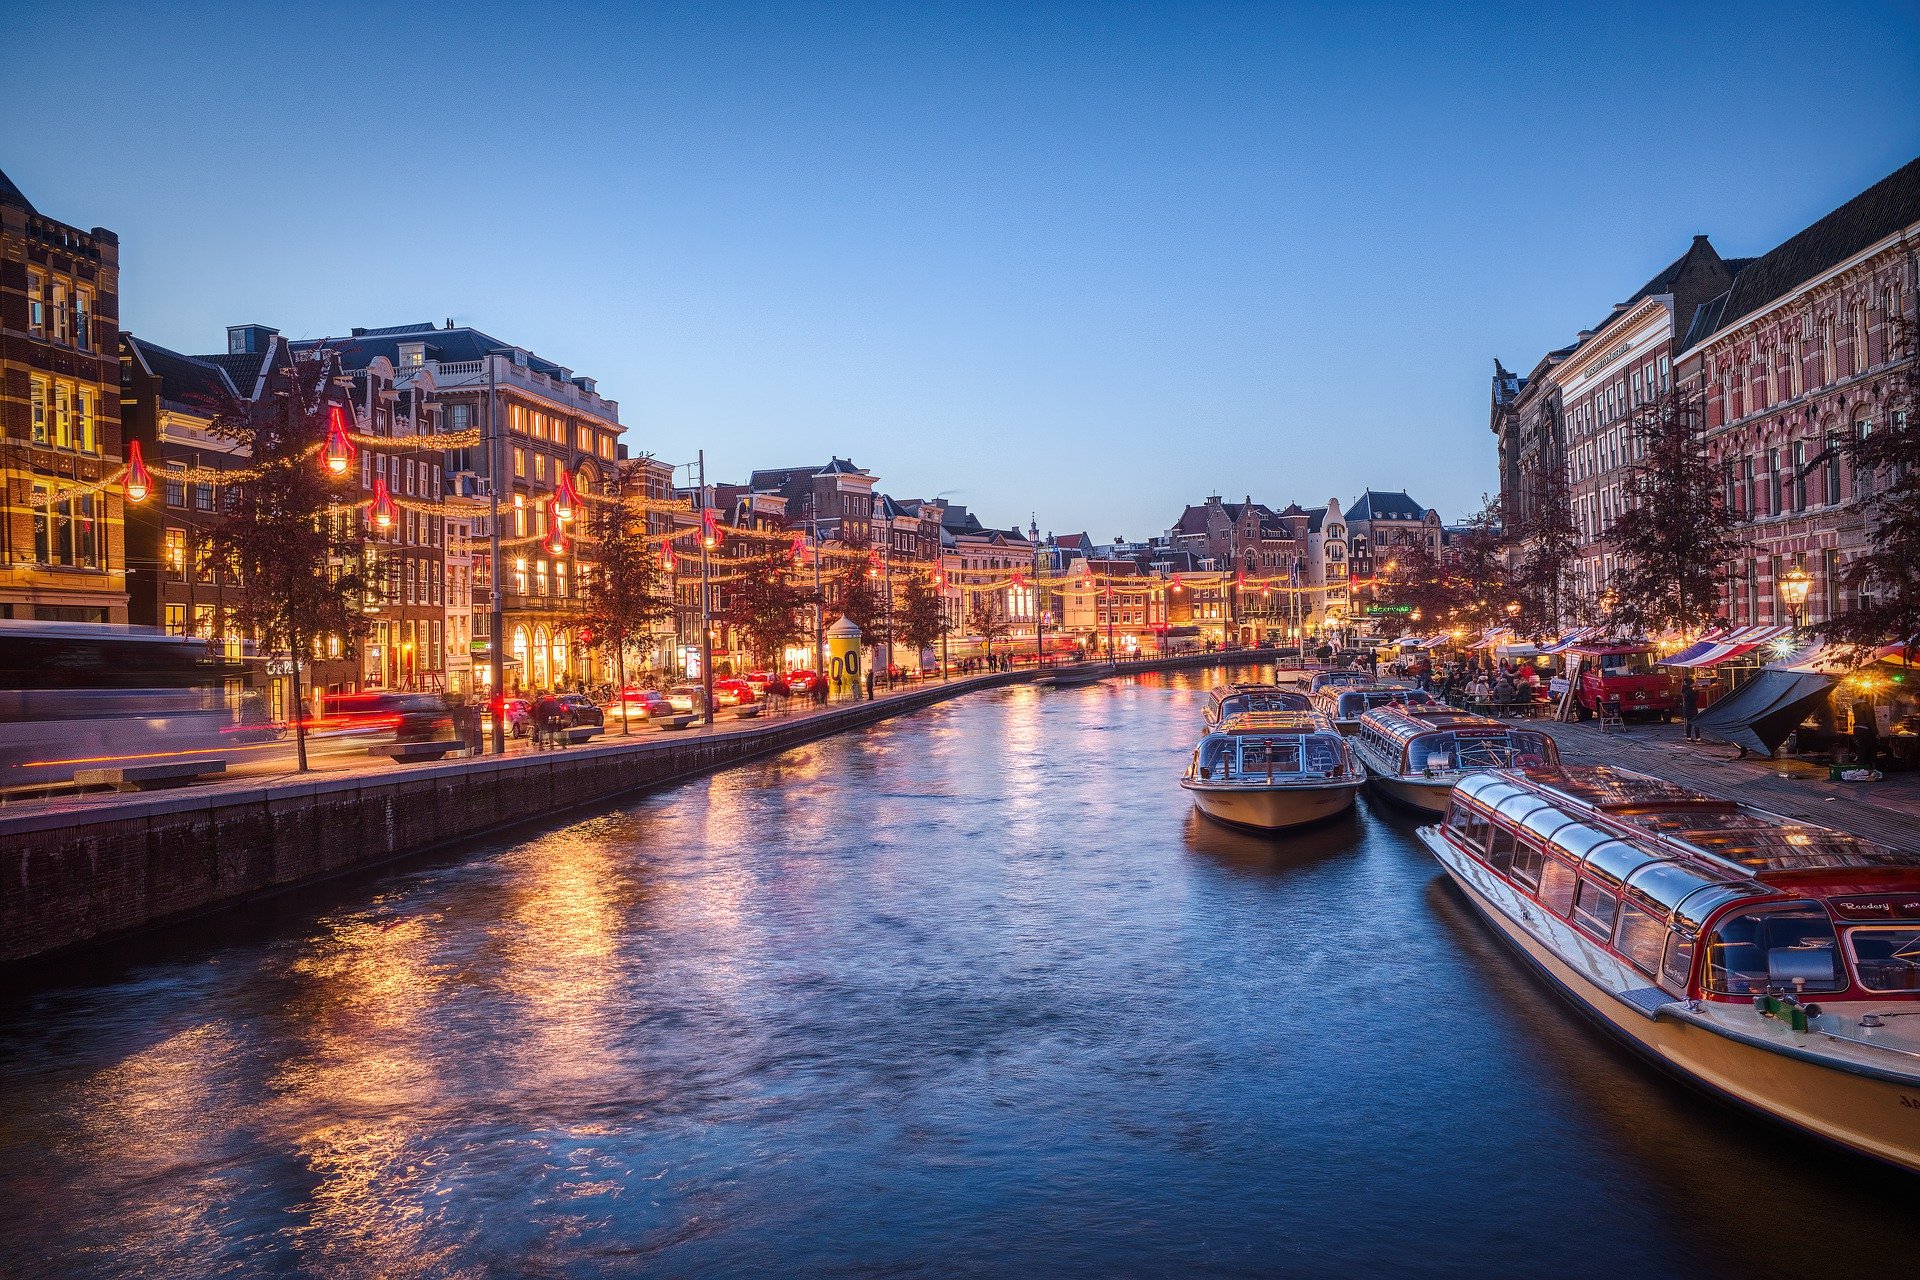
top-left (1821, 315), bottom-right (1919, 661)
top-left (1603, 387), bottom-right (1741, 635)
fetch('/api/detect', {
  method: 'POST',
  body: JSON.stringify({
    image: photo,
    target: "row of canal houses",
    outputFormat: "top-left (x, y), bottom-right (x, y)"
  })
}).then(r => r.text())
top-left (5, 158), bottom-right (1455, 699)
top-left (1493, 154), bottom-right (1919, 633)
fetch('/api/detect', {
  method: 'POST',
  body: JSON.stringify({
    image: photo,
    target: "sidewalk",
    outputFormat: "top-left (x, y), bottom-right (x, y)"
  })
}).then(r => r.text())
top-left (1547, 717), bottom-right (1920, 854)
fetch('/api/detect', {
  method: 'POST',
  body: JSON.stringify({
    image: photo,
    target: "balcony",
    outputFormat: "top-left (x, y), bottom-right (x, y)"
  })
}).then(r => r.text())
top-left (411, 355), bottom-right (620, 422)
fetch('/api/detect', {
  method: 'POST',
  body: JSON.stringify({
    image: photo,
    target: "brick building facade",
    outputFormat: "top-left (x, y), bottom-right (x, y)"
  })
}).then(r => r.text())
top-left (0, 168), bottom-right (126, 622)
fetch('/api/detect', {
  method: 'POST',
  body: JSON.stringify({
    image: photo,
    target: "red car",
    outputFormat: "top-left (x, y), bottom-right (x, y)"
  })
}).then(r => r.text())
top-left (785, 669), bottom-right (822, 694)
top-left (604, 688), bottom-right (673, 724)
top-left (713, 677), bottom-right (756, 706)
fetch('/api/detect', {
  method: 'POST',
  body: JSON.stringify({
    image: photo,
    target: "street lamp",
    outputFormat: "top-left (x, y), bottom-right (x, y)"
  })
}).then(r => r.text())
top-left (1778, 559), bottom-right (1814, 639)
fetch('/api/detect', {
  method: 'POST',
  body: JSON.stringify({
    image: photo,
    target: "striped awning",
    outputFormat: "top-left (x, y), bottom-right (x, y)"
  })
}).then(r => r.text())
top-left (1417, 633), bottom-right (1452, 648)
top-left (1659, 628), bottom-right (1730, 667)
top-left (1537, 626), bottom-right (1603, 655)
top-left (1661, 625), bottom-right (1792, 668)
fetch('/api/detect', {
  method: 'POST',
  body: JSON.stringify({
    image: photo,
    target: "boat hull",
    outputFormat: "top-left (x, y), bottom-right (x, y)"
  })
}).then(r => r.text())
top-left (1419, 827), bottom-right (1920, 1175)
top-left (1037, 663), bottom-right (1114, 688)
top-left (1182, 779), bottom-right (1363, 831)
top-left (1365, 771), bottom-right (1457, 815)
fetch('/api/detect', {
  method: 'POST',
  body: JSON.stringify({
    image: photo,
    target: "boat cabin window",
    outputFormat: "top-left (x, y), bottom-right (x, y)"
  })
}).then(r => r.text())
top-left (1662, 932), bottom-right (1695, 990)
top-left (1538, 855), bottom-right (1578, 916)
top-left (1240, 737), bottom-right (1302, 774)
top-left (1613, 898), bottom-right (1670, 979)
top-left (1445, 802), bottom-right (1489, 852)
top-left (1703, 901), bottom-right (1844, 995)
top-left (1196, 739), bottom-right (1235, 779)
top-left (1572, 879), bottom-right (1619, 940)
top-left (1846, 927), bottom-right (1920, 992)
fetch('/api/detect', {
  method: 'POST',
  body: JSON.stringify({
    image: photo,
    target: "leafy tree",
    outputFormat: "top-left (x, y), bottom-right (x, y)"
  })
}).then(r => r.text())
top-left (206, 346), bottom-right (370, 771)
top-left (723, 552), bottom-right (812, 668)
top-left (1444, 495), bottom-right (1515, 634)
top-left (581, 458), bottom-right (674, 731)
top-left (1603, 387), bottom-right (1741, 635)
top-left (1377, 536), bottom-right (1458, 628)
top-left (968, 593), bottom-right (1011, 660)
top-left (829, 549), bottom-right (886, 643)
top-left (1822, 315), bottom-right (1920, 660)
top-left (896, 572), bottom-right (949, 657)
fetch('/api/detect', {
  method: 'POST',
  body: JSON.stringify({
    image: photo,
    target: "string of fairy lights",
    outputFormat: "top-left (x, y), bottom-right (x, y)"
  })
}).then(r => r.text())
top-left (32, 403), bottom-right (1386, 598)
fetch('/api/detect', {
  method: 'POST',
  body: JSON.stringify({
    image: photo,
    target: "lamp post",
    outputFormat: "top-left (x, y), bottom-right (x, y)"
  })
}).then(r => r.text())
top-left (1778, 559), bottom-right (1814, 641)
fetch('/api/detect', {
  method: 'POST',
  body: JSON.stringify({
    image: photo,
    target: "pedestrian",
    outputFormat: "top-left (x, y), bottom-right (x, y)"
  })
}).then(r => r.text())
top-left (1680, 673), bottom-right (1701, 742)
top-left (865, 669), bottom-right (875, 700)
top-left (1851, 700), bottom-right (1881, 772)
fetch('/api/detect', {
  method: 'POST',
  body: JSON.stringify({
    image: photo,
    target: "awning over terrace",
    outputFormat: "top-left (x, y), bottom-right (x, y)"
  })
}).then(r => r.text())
top-left (1660, 625), bottom-right (1792, 668)
top-left (1537, 626), bottom-right (1604, 654)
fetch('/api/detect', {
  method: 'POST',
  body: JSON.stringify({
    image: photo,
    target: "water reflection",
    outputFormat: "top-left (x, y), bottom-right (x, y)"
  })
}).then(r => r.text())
top-left (0, 664), bottom-right (1915, 1278)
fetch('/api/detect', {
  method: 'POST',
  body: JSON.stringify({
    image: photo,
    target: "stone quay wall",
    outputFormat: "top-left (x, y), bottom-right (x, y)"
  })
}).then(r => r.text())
top-left (1, 652), bottom-right (1275, 965)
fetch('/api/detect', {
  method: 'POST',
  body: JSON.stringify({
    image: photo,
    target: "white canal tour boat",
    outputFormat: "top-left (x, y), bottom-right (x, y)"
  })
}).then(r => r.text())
top-left (1350, 706), bottom-right (1559, 815)
top-left (1181, 711), bottom-right (1367, 832)
top-left (1310, 682), bottom-right (1434, 734)
top-left (1204, 683), bottom-right (1313, 728)
top-left (1418, 764), bottom-right (1920, 1175)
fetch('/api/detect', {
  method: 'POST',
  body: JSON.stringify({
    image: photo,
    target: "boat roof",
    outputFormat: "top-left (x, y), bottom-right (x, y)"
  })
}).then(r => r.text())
top-left (1361, 706), bottom-right (1516, 736)
top-left (1459, 765), bottom-right (1920, 881)
top-left (1216, 710), bottom-right (1330, 736)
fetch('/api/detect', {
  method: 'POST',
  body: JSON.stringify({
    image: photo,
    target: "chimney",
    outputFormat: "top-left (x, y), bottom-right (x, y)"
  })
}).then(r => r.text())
top-left (227, 323), bottom-right (280, 355)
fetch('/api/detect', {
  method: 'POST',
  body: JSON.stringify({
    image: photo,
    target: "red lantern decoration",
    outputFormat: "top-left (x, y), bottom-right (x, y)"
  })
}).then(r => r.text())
top-left (701, 508), bottom-right (720, 550)
top-left (553, 468), bottom-right (579, 523)
top-left (790, 534), bottom-right (808, 563)
top-left (323, 404), bottom-right (356, 477)
top-left (545, 500), bottom-right (568, 555)
top-left (661, 545), bottom-right (677, 573)
top-left (369, 476), bottom-right (397, 531)
top-left (123, 439), bottom-right (152, 505)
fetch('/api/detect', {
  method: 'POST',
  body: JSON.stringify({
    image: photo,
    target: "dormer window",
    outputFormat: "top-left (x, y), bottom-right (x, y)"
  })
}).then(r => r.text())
top-left (399, 343), bottom-right (426, 368)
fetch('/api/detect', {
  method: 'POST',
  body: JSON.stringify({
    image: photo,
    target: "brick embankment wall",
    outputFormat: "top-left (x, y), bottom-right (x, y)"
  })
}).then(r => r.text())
top-left (0, 671), bottom-right (1036, 965)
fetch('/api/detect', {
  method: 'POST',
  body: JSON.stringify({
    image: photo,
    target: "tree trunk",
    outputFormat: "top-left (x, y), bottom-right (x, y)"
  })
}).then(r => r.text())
top-left (617, 638), bottom-right (630, 735)
top-left (289, 622), bottom-right (309, 773)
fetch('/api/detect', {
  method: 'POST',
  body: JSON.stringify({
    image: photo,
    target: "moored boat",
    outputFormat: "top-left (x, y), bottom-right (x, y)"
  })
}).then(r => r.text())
top-left (1418, 764), bottom-right (1920, 1174)
top-left (1204, 683), bottom-right (1314, 728)
top-left (1351, 706), bottom-right (1558, 814)
top-left (1310, 682), bottom-right (1433, 734)
top-left (1181, 710), bottom-right (1366, 831)
top-left (1036, 661), bottom-right (1116, 688)
top-left (1302, 669), bottom-right (1376, 695)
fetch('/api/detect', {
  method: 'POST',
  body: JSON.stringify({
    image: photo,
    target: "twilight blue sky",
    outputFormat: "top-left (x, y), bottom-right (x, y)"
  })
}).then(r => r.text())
top-left (7, 1), bottom-right (1918, 537)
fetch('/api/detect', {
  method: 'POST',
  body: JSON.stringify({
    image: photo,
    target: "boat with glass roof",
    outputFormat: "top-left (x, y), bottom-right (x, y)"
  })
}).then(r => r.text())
top-left (1418, 763), bottom-right (1920, 1174)
top-left (1310, 682), bottom-right (1433, 734)
top-left (1303, 670), bottom-right (1377, 696)
top-left (1351, 706), bottom-right (1559, 814)
top-left (1204, 683), bottom-right (1314, 728)
top-left (1181, 710), bottom-right (1366, 831)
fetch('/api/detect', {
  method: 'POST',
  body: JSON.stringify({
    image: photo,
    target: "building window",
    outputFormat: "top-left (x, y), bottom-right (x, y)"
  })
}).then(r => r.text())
top-left (26, 270), bottom-right (44, 335)
top-left (29, 377), bottom-right (48, 445)
top-left (73, 388), bottom-right (94, 453)
top-left (514, 448), bottom-right (526, 478)
top-left (164, 527), bottom-right (186, 574)
top-left (51, 382), bottom-right (71, 448)
top-left (195, 482), bottom-right (214, 512)
top-left (164, 605), bottom-right (185, 636)
top-left (74, 287), bottom-right (92, 351)
top-left (534, 452), bottom-right (547, 481)
top-left (1792, 441), bottom-right (1808, 511)
top-left (50, 281), bottom-right (70, 345)
top-left (166, 467), bottom-right (185, 508)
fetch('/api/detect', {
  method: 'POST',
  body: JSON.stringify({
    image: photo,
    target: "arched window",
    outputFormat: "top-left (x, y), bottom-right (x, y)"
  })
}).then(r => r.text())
top-left (511, 626), bottom-right (531, 691)
top-left (532, 625), bottom-right (551, 689)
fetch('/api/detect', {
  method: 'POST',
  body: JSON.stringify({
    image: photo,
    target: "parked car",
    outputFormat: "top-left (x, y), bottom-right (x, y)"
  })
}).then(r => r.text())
top-left (604, 688), bottom-right (673, 724)
top-left (713, 677), bottom-right (756, 706)
top-left (556, 693), bottom-right (604, 733)
top-left (785, 669), bottom-right (822, 694)
top-left (666, 685), bottom-right (708, 716)
top-left (317, 692), bottom-right (457, 743)
top-left (743, 671), bottom-right (785, 698)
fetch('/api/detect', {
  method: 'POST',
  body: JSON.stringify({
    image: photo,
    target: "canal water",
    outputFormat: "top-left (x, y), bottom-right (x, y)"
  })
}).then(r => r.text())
top-left (0, 668), bottom-right (1914, 1278)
